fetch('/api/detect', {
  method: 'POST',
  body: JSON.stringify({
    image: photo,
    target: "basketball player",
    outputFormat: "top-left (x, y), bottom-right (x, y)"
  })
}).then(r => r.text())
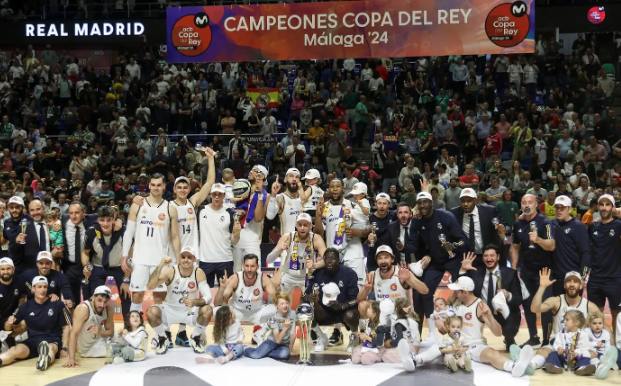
top-left (146, 248), bottom-right (213, 354)
top-left (300, 168), bottom-right (324, 218)
top-left (315, 179), bottom-right (369, 286)
top-left (64, 285), bottom-right (114, 367)
top-left (267, 213), bottom-right (327, 292)
top-left (398, 275), bottom-right (535, 377)
top-left (214, 254), bottom-right (276, 325)
top-left (121, 173), bottom-right (181, 351)
top-left (233, 164), bottom-right (268, 272)
top-left (266, 168), bottom-right (303, 236)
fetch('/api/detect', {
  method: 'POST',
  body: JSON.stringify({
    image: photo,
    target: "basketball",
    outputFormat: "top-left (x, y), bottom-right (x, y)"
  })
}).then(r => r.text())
top-left (232, 178), bottom-right (252, 199)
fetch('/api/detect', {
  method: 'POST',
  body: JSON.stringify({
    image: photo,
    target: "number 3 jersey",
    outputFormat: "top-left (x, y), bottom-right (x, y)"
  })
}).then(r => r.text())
top-left (133, 200), bottom-right (171, 266)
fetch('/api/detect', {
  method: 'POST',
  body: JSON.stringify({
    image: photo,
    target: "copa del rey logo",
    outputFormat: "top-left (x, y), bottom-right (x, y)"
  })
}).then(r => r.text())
top-left (25, 22), bottom-right (145, 37)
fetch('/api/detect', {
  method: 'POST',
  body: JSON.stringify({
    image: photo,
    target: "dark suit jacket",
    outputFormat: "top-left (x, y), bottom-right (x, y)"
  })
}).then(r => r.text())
top-left (61, 214), bottom-right (98, 269)
top-left (377, 221), bottom-right (414, 264)
top-left (450, 204), bottom-right (501, 252)
top-left (4, 215), bottom-right (42, 271)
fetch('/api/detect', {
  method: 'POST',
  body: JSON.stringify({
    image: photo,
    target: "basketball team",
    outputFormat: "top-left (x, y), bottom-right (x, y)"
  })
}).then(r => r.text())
top-left (1, 145), bottom-right (621, 381)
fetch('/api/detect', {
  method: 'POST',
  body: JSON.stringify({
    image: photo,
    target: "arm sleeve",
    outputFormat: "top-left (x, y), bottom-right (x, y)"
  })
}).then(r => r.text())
top-left (266, 195), bottom-right (280, 220)
top-left (121, 220), bottom-right (136, 257)
top-left (198, 281), bottom-right (212, 305)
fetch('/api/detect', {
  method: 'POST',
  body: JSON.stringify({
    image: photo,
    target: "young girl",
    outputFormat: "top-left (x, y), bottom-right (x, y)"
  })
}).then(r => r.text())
top-left (352, 300), bottom-right (383, 365)
top-left (46, 210), bottom-right (64, 268)
top-left (544, 310), bottom-right (594, 375)
top-left (350, 183), bottom-right (370, 216)
top-left (439, 316), bottom-right (472, 372)
top-left (196, 306), bottom-right (244, 364)
top-left (245, 293), bottom-right (296, 360)
top-left (585, 311), bottom-right (611, 367)
top-left (381, 298), bottom-right (421, 363)
top-left (109, 311), bottom-right (148, 363)
top-left (427, 297), bottom-right (455, 342)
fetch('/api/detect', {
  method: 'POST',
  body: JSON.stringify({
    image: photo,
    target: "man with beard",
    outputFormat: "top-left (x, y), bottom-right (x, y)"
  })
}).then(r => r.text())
top-left (588, 194), bottom-right (621, 334)
top-left (315, 179), bottom-right (369, 288)
top-left (511, 193), bottom-right (555, 347)
top-left (4, 196), bottom-right (39, 273)
top-left (20, 251), bottom-right (73, 309)
top-left (64, 285), bottom-right (114, 367)
top-left (266, 168), bottom-right (303, 236)
top-left (0, 258), bottom-right (22, 351)
top-left (215, 254), bottom-right (276, 325)
top-left (550, 195), bottom-right (590, 296)
top-left (304, 248), bottom-right (359, 352)
top-left (527, 268), bottom-right (599, 374)
top-left (233, 165), bottom-right (269, 272)
top-left (374, 202), bottom-right (415, 266)
top-left (268, 213), bottom-right (327, 292)
top-left (409, 192), bottom-right (468, 326)
top-left (366, 193), bottom-right (394, 271)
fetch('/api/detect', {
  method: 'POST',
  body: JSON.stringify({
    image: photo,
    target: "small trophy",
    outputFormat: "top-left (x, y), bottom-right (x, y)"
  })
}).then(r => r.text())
top-left (81, 264), bottom-right (92, 285)
top-left (528, 221), bottom-right (537, 249)
top-left (368, 222), bottom-right (378, 247)
top-left (18, 218), bottom-right (27, 244)
top-left (439, 233), bottom-right (455, 258)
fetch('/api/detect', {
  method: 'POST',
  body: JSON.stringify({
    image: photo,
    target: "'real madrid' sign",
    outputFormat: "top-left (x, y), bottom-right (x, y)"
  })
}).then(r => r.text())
top-left (25, 21), bottom-right (145, 38)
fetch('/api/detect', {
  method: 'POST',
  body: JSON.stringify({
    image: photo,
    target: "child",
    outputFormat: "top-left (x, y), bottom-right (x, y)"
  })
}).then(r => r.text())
top-left (109, 311), bottom-right (148, 363)
top-left (196, 306), bottom-right (244, 364)
top-left (46, 210), bottom-right (64, 268)
top-left (349, 182), bottom-right (370, 216)
top-left (544, 310), bottom-right (595, 375)
top-left (381, 298), bottom-right (421, 363)
top-left (427, 297), bottom-right (455, 342)
top-left (439, 316), bottom-right (472, 372)
top-left (352, 300), bottom-right (383, 365)
top-left (245, 293), bottom-right (296, 360)
top-left (585, 311), bottom-right (611, 367)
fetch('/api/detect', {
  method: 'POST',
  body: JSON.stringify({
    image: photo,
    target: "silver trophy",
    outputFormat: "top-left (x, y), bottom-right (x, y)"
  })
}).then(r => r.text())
top-left (18, 218), bottom-right (27, 244)
top-left (528, 221), bottom-right (537, 249)
top-left (439, 233), bottom-right (455, 257)
top-left (369, 222), bottom-right (378, 247)
top-left (296, 303), bottom-right (314, 365)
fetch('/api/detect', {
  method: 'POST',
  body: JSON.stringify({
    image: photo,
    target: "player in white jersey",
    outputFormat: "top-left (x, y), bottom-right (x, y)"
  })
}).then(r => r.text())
top-left (267, 213), bottom-right (327, 292)
top-left (315, 179), bottom-right (369, 285)
top-left (121, 173), bottom-right (181, 315)
top-left (146, 248), bottom-right (213, 354)
top-left (357, 245), bottom-right (428, 316)
top-left (64, 286), bottom-right (114, 367)
top-left (215, 254), bottom-right (276, 325)
top-left (526, 269), bottom-right (599, 371)
top-left (300, 168), bottom-right (324, 218)
top-left (398, 275), bottom-right (535, 377)
top-left (266, 167), bottom-right (303, 236)
top-left (233, 165), bottom-right (268, 271)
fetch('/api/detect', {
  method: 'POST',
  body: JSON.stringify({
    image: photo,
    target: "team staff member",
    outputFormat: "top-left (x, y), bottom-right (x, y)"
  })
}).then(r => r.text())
top-left (20, 251), bottom-right (73, 309)
top-left (409, 192), bottom-right (468, 322)
top-left (0, 276), bottom-right (69, 371)
top-left (374, 202), bottom-right (414, 266)
top-left (0, 258), bottom-right (22, 349)
top-left (511, 193), bottom-right (555, 347)
top-left (588, 194), bottom-right (621, 334)
top-left (550, 196), bottom-right (590, 296)
top-left (366, 193), bottom-right (394, 271)
top-left (3, 196), bottom-right (38, 273)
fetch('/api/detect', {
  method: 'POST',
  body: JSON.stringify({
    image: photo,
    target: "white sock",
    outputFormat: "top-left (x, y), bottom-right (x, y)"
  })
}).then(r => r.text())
top-left (154, 324), bottom-right (167, 338)
top-left (178, 324), bottom-right (186, 333)
top-left (503, 360), bottom-right (515, 372)
top-left (130, 303), bottom-right (142, 313)
top-left (191, 324), bottom-right (205, 339)
top-left (531, 354), bottom-right (545, 369)
top-left (414, 344), bottom-right (442, 364)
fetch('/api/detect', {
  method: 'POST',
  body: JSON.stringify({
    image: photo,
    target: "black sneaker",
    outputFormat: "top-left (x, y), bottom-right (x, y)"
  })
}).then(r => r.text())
top-left (165, 331), bottom-right (173, 349)
top-left (328, 328), bottom-right (343, 347)
top-left (520, 336), bottom-right (541, 348)
top-left (36, 341), bottom-right (51, 371)
top-left (156, 336), bottom-right (170, 355)
top-left (310, 329), bottom-right (318, 343)
top-left (175, 330), bottom-right (190, 347)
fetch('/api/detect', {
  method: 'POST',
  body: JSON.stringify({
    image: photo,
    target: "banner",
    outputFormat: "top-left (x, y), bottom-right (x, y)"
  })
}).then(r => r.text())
top-left (246, 87), bottom-right (280, 108)
top-left (166, 0), bottom-right (535, 63)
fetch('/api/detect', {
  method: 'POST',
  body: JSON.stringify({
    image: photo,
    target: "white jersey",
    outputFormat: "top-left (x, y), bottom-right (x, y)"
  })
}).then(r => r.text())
top-left (165, 265), bottom-right (200, 309)
top-left (455, 298), bottom-right (485, 345)
top-left (172, 200), bottom-right (199, 253)
top-left (77, 300), bottom-right (108, 355)
top-left (552, 295), bottom-right (589, 337)
top-left (279, 193), bottom-right (302, 234)
top-left (133, 199), bottom-right (171, 266)
top-left (321, 198), bottom-right (355, 250)
top-left (373, 267), bottom-right (407, 301)
top-left (281, 231), bottom-right (317, 280)
top-left (232, 272), bottom-right (264, 313)
top-left (585, 328), bottom-right (611, 356)
top-left (238, 192), bottom-right (265, 245)
top-left (198, 205), bottom-right (233, 263)
top-left (303, 185), bottom-right (324, 211)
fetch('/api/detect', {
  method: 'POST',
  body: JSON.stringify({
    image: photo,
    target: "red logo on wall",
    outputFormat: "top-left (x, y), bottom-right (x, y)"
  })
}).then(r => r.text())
top-left (587, 6), bottom-right (606, 25)
top-left (171, 12), bottom-right (212, 57)
top-left (485, 1), bottom-right (530, 48)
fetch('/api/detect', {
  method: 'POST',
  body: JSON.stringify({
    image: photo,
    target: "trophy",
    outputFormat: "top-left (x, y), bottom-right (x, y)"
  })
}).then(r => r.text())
top-left (81, 264), bottom-right (92, 285)
top-left (18, 218), bottom-right (27, 244)
top-left (439, 233), bottom-right (455, 258)
top-left (296, 302), bottom-right (314, 365)
top-left (492, 217), bottom-right (500, 227)
top-left (368, 222), bottom-right (378, 247)
top-left (528, 221), bottom-right (537, 249)
top-left (450, 331), bottom-right (462, 358)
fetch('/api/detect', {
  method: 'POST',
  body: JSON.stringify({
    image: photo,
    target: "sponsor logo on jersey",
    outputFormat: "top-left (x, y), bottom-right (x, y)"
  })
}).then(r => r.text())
top-left (390, 283), bottom-right (398, 291)
top-left (50, 280), bottom-right (56, 288)
top-left (253, 288), bottom-right (260, 296)
top-left (188, 281), bottom-right (196, 289)
top-left (187, 208), bottom-right (193, 214)
top-left (464, 312), bottom-right (472, 320)
top-left (610, 229), bottom-right (615, 237)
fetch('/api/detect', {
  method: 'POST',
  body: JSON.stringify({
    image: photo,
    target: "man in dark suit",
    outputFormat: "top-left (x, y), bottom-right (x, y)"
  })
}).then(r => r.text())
top-left (450, 188), bottom-right (506, 268)
top-left (366, 193), bottom-right (395, 271)
top-left (459, 244), bottom-right (522, 351)
top-left (4, 196), bottom-right (40, 274)
top-left (375, 202), bottom-right (414, 264)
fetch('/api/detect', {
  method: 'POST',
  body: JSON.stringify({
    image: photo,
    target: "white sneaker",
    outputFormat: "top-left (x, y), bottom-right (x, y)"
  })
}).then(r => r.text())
top-left (512, 345), bottom-right (535, 377)
top-left (313, 328), bottom-right (328, 352)
top-left (409, 262), bottom-right (424, 277)
top-left (492, 291), bottom-right (510, 319)
top-left (398, 339), bottom-right (416, 372)
top-left (596, 346), bottom-right (619, 380)
top-left (346, 333), bottom-right (357, 354)
top-left (14, 331), bottom-right (28, 342)
top-left (112, 356), bottom-right (125, 364)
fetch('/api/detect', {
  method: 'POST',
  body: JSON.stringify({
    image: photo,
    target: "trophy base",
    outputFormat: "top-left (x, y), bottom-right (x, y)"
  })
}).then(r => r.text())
top-left (296, 359), bottom-right (313, 366)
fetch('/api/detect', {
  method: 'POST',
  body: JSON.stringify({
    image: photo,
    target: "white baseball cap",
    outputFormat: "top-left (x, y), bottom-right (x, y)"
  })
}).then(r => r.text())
top-left (210, 183), bottom-right (226, 194)
top-left (180, 246), bottom-right (196, 257)
top-left (252, 165), bottom-right (269, 177)
top-left (322, 282), bottom-right (340, 306)
top-left (8, 196), bottom-right (24, 207)
top-left (286, 168), bottom-right (301, 177)
top-left (459, 188), bottom-right (478, 199)
top-left (375, 192), bottom-right (391, 203)
top-left (0, 257), bottom-right (14, 267)
top-left (174, 176), bottom-right (190, 186)
top-left (416, 192), bottom-right (433, 201)
top-left (375, 245), bottom-right (394, 257)
top-left (296, 213), bottom-right (313, 224)
top-left (564, 271), bottom-right (583, 283)
top-left (554, 195), bottom-right (572, 207)
top-left (93, 285), bottom-right (112, 297)
top-left (31, 275), bottom-right (48, 286)
top-left (448, 276), bottom-right (475, 292)
top-left (302, 169), bottom-right (321, 180)
top-left (349, 182), bottom-right (368, 196)
top-left (598, 194), bottom-right (615, 207)
top-left (36, 251), bottom-right (53, 262)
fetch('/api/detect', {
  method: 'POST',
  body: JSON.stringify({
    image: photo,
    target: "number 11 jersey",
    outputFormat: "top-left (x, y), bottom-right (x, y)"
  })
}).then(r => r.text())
top-left (133, 199), bottom-right (171, 266)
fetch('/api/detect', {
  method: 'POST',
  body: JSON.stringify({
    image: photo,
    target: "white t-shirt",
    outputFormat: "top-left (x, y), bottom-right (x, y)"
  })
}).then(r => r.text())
top-left (198, 205), bottom-right (233, 263)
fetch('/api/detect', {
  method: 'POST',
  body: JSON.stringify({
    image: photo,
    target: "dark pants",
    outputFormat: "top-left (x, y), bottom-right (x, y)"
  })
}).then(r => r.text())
top-left (521, 267), bottom-right (552, 341)
top-left (415, 259), bottom-right (461, 319)
top-left (545, 351), bottom-right (591, 370)
top-left (587, 279), bottom-right (621, 312)
top-left (497, 310), bottom-right (520, 347)
top-left (62, 262), bottom-right (84, 306)
top-left (313, 302), bottom-right (359, 332)
top-left (199, 261), bottom-right (234, 287)
top-left (84, 266), bottom-right (131, 322)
